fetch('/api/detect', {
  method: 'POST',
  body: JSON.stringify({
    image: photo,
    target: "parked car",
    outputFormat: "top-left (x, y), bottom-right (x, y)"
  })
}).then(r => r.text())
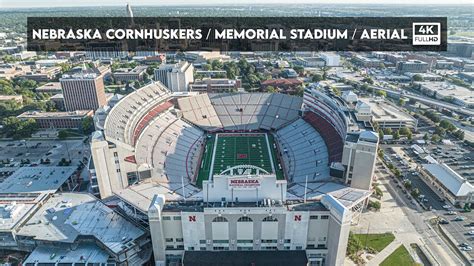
top-left (448, 211), bottom-right (457, 215)
top-left (439, 219), bottom-right (450, 224)
top-left (443, 205), bottom-right (451, 209)
top-left (461, 246), bottom-right (473, 251)
top-left (455, 216), bottom-right (466, 221)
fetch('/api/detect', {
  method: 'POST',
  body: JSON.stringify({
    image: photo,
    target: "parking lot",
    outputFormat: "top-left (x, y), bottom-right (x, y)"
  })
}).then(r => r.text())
top-left (381, 141), bottom-right (474, 259)
top-left (0, 139), bottom-right (90, 180)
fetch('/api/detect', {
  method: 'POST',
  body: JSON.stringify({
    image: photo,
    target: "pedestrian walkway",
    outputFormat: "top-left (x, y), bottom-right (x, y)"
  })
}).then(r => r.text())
top-left (366, 238), bottom-right (403, 266)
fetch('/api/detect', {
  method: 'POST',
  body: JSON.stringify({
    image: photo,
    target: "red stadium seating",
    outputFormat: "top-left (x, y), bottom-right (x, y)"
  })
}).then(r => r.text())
top-left (303, 111), bottom-right (343, 163)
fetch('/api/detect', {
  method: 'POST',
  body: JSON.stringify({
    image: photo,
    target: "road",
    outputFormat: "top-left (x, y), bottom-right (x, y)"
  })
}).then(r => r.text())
top-left (374, 163), bottom-right (465, 265)
top-left (371, 85), bottom-right (474, 117)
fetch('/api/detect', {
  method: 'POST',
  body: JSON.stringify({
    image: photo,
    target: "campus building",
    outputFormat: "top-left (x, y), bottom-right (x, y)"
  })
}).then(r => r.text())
top-left (60, 67), bottom-right (107, 112)
top-left (154, 61), bottom-right (194, 92)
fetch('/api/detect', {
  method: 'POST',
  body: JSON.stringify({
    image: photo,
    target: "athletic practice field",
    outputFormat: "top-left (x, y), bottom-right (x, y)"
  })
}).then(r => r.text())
top-left (196, 133), bottom-right (284, 187)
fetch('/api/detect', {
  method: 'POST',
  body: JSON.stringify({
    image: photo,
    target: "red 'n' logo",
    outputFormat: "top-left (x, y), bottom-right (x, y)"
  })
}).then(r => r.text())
top-left (189, 216), bottom-right (196, 222)
top-left (294, 215), bottom-right (301, 221)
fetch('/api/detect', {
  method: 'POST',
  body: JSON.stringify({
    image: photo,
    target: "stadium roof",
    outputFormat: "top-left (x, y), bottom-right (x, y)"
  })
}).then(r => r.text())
top-left (24, 243), bottom-right (109, 265)
top-left (0, 167), bottom-right (76, 194)
top-left (422, 163), bottom-right (474, 197)
top-left (17, 193), bottom-right (145, 254)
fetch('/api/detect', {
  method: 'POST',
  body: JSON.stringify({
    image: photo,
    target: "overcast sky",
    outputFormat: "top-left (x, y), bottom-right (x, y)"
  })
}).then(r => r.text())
top-left (2, 0), bottom-right (473, 8)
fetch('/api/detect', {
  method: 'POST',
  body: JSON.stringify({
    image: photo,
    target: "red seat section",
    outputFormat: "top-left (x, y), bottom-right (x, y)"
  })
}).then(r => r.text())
top-left (132, 100), bottom-right (174, 145)
top-left (303, 111), bottom-right (343, 163)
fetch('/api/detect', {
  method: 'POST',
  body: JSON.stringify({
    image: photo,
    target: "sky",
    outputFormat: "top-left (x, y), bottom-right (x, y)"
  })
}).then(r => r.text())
top-left (2, 0), bottom-right (473, 8)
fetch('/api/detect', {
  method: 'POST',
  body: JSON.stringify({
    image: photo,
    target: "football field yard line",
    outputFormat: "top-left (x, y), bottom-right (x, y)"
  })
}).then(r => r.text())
top-left (265, 133), bottom-right (276, 174)
top-left (208, 133), bottom-right (219, 181)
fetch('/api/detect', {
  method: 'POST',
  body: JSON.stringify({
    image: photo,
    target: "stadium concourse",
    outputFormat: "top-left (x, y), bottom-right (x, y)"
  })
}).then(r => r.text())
top-left (91, 81), bottom-right (377, 266)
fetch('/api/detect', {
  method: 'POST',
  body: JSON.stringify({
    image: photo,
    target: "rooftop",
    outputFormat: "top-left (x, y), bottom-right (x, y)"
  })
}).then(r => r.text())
top-left (422, 163), bottom-right (474, 197)
top-left (23, 243), bottom-right (109, 265)
top-left (358, 98), bottom-right (416, 123)
top-left (0, 167), bottom-right (76, 194)
top-left (17, 192), bottom-right (145, 254)
top-left (18, 110), bottom-right (92, 119)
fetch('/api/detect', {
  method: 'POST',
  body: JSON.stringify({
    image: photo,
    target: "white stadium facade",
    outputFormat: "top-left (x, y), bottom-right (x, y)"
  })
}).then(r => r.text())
top-left (91, 81), bottom-right (379, 266)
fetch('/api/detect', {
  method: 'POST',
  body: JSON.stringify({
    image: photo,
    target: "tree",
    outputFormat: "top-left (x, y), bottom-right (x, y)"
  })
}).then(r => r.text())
top-left (368, 200), bottom-right (381, 211)
top-left (453, 129), bottom-right (465, 140)
top-left (435, 126), bottom-right (446, 137)
top-left (265, 86), bottom-right (278, 93)
top-left (378, 129), bottom-right (384, 140)
top-left (311, 74), bottom-right (323, 82)
top-left (81, 116), bottom-right (95, 135)
top-left (293, 66), bottom-right (304, 75)
top-left (383, 128), bottom-right (393, 135)
top-left (399, 127), bottom-right (410, 136)
top-left (58, 130), bottom-right (69, 140)
top-left (1, 117), bottom-right (37, 139)
top-left (393, 130), bottom-right (400, 140)
top-left (403, 180), bottom-right (412, 190)
top-left (374, 186), bottom-right (383, 199)
top-left (431, 134), bottom-right (441, 142)
top-left (423, 133), bottom-right (429, 141)
top-left (411, 188), bottom-right (421, 198)
top-left (376, 90), bottom-right (387, 97)
top-left (211, 60), bottom-right (223, 70)
top-left (412, 74), bottom-right (423, 82)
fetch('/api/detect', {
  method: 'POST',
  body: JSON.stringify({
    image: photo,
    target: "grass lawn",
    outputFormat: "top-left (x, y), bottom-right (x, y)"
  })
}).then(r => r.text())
top-left (380, 245), bottom-right (417, 266)
top-left (353, 233), bottom-right (395, 252)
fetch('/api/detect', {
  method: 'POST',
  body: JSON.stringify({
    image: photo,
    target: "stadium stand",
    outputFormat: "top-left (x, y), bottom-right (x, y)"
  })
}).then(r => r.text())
top-left (303, 112), bottom-right (344, 163)
top-left (135, 110), bottom-right (204, 183)
top-left (178, 93), bottom-right (302, 131)
top-left (177, 94), bottom-right (223, 130)
top-left (276, 119), bottom-right (330, 183)
top-left (104, 82), bottom-right (172, 146)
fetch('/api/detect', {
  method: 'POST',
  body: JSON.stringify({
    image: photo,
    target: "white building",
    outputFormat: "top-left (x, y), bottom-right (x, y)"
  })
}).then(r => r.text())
top-left (341, 91), bottom-right (358, 104)
top-left (420, 163), bottom-right (474, 206)
top-left (341, 131), bottom-right (379, 190)
top-left (355, 98), bottom-right (417, 130)
top-left (320, 53), bottom-right (341, 67)
top-left (154, 61), bottom-right (194, 92)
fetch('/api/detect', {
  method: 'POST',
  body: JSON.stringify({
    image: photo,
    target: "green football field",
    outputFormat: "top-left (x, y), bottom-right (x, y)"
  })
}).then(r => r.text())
top-left (195, 133), bottom-right (284, 188)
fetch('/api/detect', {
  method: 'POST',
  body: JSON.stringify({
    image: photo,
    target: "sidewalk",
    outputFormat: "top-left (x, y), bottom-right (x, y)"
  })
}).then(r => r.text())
top-left (366, 238), bottom-right (403, 266)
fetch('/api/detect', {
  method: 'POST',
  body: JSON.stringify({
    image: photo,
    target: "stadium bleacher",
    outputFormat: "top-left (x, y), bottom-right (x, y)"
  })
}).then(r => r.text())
top-left (276, 119), bottom-right (330, 183)
top-left (135, 110), bottom-right (204, 183)
top-left (177, 93), bottom-right (302, 131)
top-left (303, 111), bottom-right (343, 163)
top-left (104, 82), bottom-right (172, 146)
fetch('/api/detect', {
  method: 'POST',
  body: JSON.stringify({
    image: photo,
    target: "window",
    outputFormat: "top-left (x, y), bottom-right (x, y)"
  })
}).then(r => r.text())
top-left (261, 239), bottom-right (278, 243)
top-left (296, 246), bottom-right (303, 250)
top-left (213, 240), bottom-right (229, 244)
top-left (237, 240), bottom-right (253, 243)
top-left (162, 216), bottom-right (171, 220)
top-left (165, 238), bottom-right (173, 242)
top-left (310, 215), bottom-right (319, 220)
top-left (199, 240), bottom-right (206, 244)
top-left (173, 216), bottom-right (181, 220)
top-left (284, 239), bottom-right (291, 243)
top-left (212, 216), bottom-right (228, 222)
top-left (238, 216), bottom-right (253, 222)
top-left (166, 245), bottom-right (174, 249)
top-left (321, 215), bottom-right (329, 220)
top-left (176, 238), bottom-right (183, 242)
top-left (200, 247), bottom-right (206, 251)
top-left (262, 216), bottom-right (278, 222)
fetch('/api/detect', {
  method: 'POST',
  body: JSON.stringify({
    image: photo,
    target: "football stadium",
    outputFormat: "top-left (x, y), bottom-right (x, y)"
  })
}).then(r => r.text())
top-left (91, 81), bottom-right (378, 265)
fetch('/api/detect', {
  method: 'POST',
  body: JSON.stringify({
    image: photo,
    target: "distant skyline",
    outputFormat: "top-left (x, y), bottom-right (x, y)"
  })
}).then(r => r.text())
top-left (2, 0), bottom-right (473, 8)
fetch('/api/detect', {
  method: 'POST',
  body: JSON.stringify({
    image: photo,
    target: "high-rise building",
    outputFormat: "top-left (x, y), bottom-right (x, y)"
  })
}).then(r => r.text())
top-left (154, 61), bottom-right (194, 92)
top-left (341, 131), bottom-right (379, 190)
top-left (60, 67), bottom-right (107, 111)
